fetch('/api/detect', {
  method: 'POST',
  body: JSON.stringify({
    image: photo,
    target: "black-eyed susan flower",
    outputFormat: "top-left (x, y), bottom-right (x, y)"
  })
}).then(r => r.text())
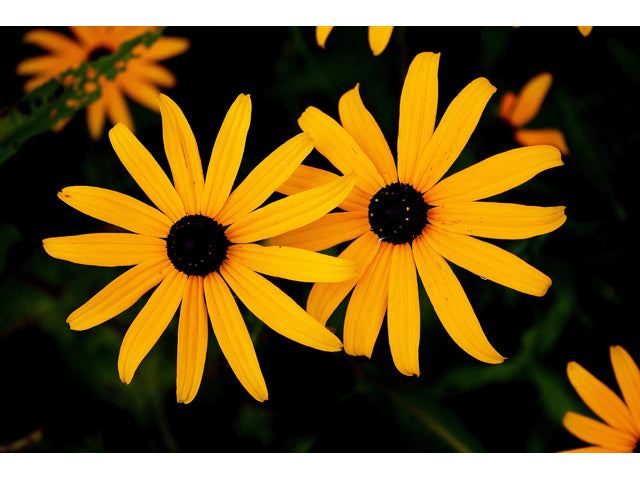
top-left (316, 26), bottom-right (394, 56)
top-left (269, 52), bottom-right (566, 376)
top-left (562, 346), bottom-right (640, 452)
top-left (16, 27), bottom-right (189, 139)
top-left (43, 94), bottom-right (357, 403)
top-left (499, 72), bottom-right (570, 156)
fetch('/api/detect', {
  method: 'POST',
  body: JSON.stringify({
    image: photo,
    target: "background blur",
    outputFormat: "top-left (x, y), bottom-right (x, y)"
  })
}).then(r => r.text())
top-left (0, 26), bottom-right (637, 453)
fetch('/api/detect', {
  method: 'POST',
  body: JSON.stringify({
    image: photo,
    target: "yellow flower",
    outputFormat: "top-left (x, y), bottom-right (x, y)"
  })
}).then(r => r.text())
top-left (499, 72), bottom-right (570, 155)
top-left (43, 94), bottom-right (357, 403)
top-left (270, 52), bottom-right (566, 376)
top-left (316, 26), bottom-right (394, 56)
top-left (16, 27), bottom-right (189, 140)
top-left (562, 346), bottom-right (640, 452)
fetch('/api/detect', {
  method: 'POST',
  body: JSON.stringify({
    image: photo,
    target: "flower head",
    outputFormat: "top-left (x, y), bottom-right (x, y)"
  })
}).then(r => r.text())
top-left (43, 94), bottom-right (356, 403)
top-left (316, 26), bottom-right (394, 56)
top-left (562, 346), bottom-right (640, 452)
top-left (270, 52), bottom-right (566, 376)
top-left (499, 72), bottom-right (570, 155)
top-left (16, 27), bottom-right (189, 139)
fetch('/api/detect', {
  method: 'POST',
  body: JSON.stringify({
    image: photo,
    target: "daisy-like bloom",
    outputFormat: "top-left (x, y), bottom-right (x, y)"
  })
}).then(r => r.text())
top-left (43, 94), bottom-right (357, 403)
top-left (16, 26), bottom-right (189, 139)
top-left (562, 346), bottom-right (640, 452)
top-left (316, 26), bottom-right (394, 56)
top-left (499, 72), bottom-right (570, 156)
top-left (269, 52), bottom-right (566, 376)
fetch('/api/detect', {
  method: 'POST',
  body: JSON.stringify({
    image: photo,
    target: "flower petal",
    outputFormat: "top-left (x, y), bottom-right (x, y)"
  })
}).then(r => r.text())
top-left (387, 243), bottom-right (421, 376)
top-left (67, 257), bottom-right (173, 331)
top-left (126, 61), bottom-right (177, 88)
top-left (23, 28), bottom-right (85, 58)
top-left (57, 186), bottom-right (173, 237)
top-left (412, 234), bottom-right (505, 363)
top-left (427, 202), bottom-right (566, 240)
top-left (204, 272), bottom-right (268, 402)
top-left (425, 145), bottom-right (564, 205)
top-left (567, 361), bottom-right (639, 437)
top-left (515, 128), bottom-right (570, 156)
top-left (425, 225), bottom-right (552, 297)
top-left (344, 242), bottom-right (392, 358)
top-left (339, 84), bottom-right (397, 184)
top-left (119, 76), bottom-right (162, 112)
top-left (510, 72), bottom-right (552, 127)
top-left (225, 173), bottom-right (355, 244)
top-left (560, 446), bottom-right (618, 453)
top-left (298, 106), bottom-right (385, 195)
top-left (578, 26), bottom-right (593, 37)
top-left (611, 346), bottom-right (640, 434)
top-left (15, 55), bottom-right (71, 77)
top-left (118, 269), bottom-right (188, 384)
top-left (216, 133), bottom-right (313, 226)
top-left (414, 77), bottom-right (496, 193)
top-left (109, 123), bottom-right (186, 222)
top-left (175, 276), bottom-right (208, 404)
top-left (43, 233), bottom-right (166, 267)
top-left (307, 231), bottom-right (380, 326)
top-left (316, 26), bottom-right (334, 48)
top-left (201, 94), bottom-right (251, 218)
top-left (86, 97), bottom-right (106, 140)
top-left (276, 164), bottom-right (370, 213)
top-left (220, 261), bottom-right (342, 352)
top-left (368, 26), bottom-right (393, 56)
top-left (267, 211), bottom-right (369, 252)
top-left (142, 36), bottom-right (191, 61)
top-left (158, 94), bottom-right (205, 215)
top-left (104, 82), bottom-right (134, 133)
top-left (499, 91), bottom-right (517, 122)
top-left (562, 412), bottom-right (636, 452)
top-left (397, 52), bottom-right (440, 183)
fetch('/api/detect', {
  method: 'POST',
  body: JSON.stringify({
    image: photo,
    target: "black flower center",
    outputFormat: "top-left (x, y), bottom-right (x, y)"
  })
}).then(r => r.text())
top-left (166, 215), bottom-right (230, 277)
top-left (368, 182), bottom-right (429, 245)
top-left (87, 46), bottom-right (113, 62)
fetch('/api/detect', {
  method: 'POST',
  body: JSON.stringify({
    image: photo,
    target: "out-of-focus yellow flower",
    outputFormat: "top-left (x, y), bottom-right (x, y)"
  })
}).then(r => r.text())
top-left (499, 72), bottom-right (570, 156)
top-left (578, 26), bottom-right (593, 37)
top-left (316, 26), bottom-right (394, 56)
top-left (562, 346), bottom-right (640, 452)
top-left (16, 27), bottom-right (189, 139)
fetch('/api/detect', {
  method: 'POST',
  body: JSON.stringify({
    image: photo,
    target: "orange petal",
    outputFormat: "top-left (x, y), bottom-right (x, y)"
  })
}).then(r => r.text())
top-left (610, 346), bottom-right (640, 434)
top-left (510, 73), bottom-right (552, 127)
top-left (562, 412), bottom-right (636, 452)
top-left (316, 26), bottom-right (333, 48)
top-left (368, 26), bottom-right (393, 56)
top-left (514, 128), bottom-right (570, 156)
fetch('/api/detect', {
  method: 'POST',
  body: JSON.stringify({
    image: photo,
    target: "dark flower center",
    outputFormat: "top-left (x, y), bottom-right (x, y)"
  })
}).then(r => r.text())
top-left (368, 182), bottom-right (429, 245)
top-left (166, 215), bottom-right (230, 277)
top-left (87, 46), bottom-right (113, 62)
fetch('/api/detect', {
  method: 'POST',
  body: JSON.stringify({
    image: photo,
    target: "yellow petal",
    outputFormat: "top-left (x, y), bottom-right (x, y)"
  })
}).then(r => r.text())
top-left (43, 233), bottom-right (166, 267)
top-left (204, 272), bottom-right (268, 402)
top-left (104, 82), bottom-right (134, 133)
top-left (220, 261), bottom-right (342, 352)
top-left (86, 97), bottom-right (106, 141)
top-left (142, 36), bottom-right (191, 61)
top-left (126, 61), bottom-right (177, 88)
top-left (339, 84), bottom-right (397, 185)
top-left (398, 52), bottom-right (440, 183)
top-left (567, 361), bottom-right (639, 437)
top-left (427, 202), bottom-right (566, 240)
top-left (414, 77), bottom-right (496, 193)
top-left (425, 145), bottom-right (563, 205)
top-left (15, 55), bottom-right (71, 77)
top-left (216, 133), bottom-right (313, 226)
top-left (57, 186), bottom-right (173, 237)
top-left (225, 173), bottom-right (355, 244)
top-left (562, 412), bottom-right (636, 452)
top-left (119, 76), bottom-right (162, 112)
top-left (610, 346), bottom-right (640, 434)
top-left (176, 276), bottom-right (208, 404)
top-left (69, 26), bottom-right (103, 48)
top-left (307, 231), bottom-right (380, 326)
top-left (515, 128), bottom-right (570, 156)
top-left (413, 234), bottom-right (504, 364)
top-left (276, 164), bottom-right (370, 213)
top-left (23, 28), bottom-right (85, 58)
top-left (510, 73), bottom-right (552, 127)
top-left (298, 106), bottom-right (385, 195)
top-left (425, 225), bottom-right (552, 297)
top-left (227, 243), bottom-right (357, 283)
top-left (560, 446), bottom-right (617, 453)
top-left (267, 211), bottom-right (369, 252)
top-left (368, 26), bottom-right (393, 56)
top-left (344, 242), bottom-right (392, 358)
top-left (578, 26), bottom-right (593, 37)
top-left (67, 257), bottom-right (173, 331)
top-left (118, 269), bottom-right (188, 384)
top-left (316, 26), bottom-right (333, 48)
top-left (158, 94), bottom-right (205, 215)
top-left (201, 94), bottom-right (251, 218)
top-left (387, 243), bottom-right (421, 376)
top-left (109, 123), bottom-right (186, 222)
